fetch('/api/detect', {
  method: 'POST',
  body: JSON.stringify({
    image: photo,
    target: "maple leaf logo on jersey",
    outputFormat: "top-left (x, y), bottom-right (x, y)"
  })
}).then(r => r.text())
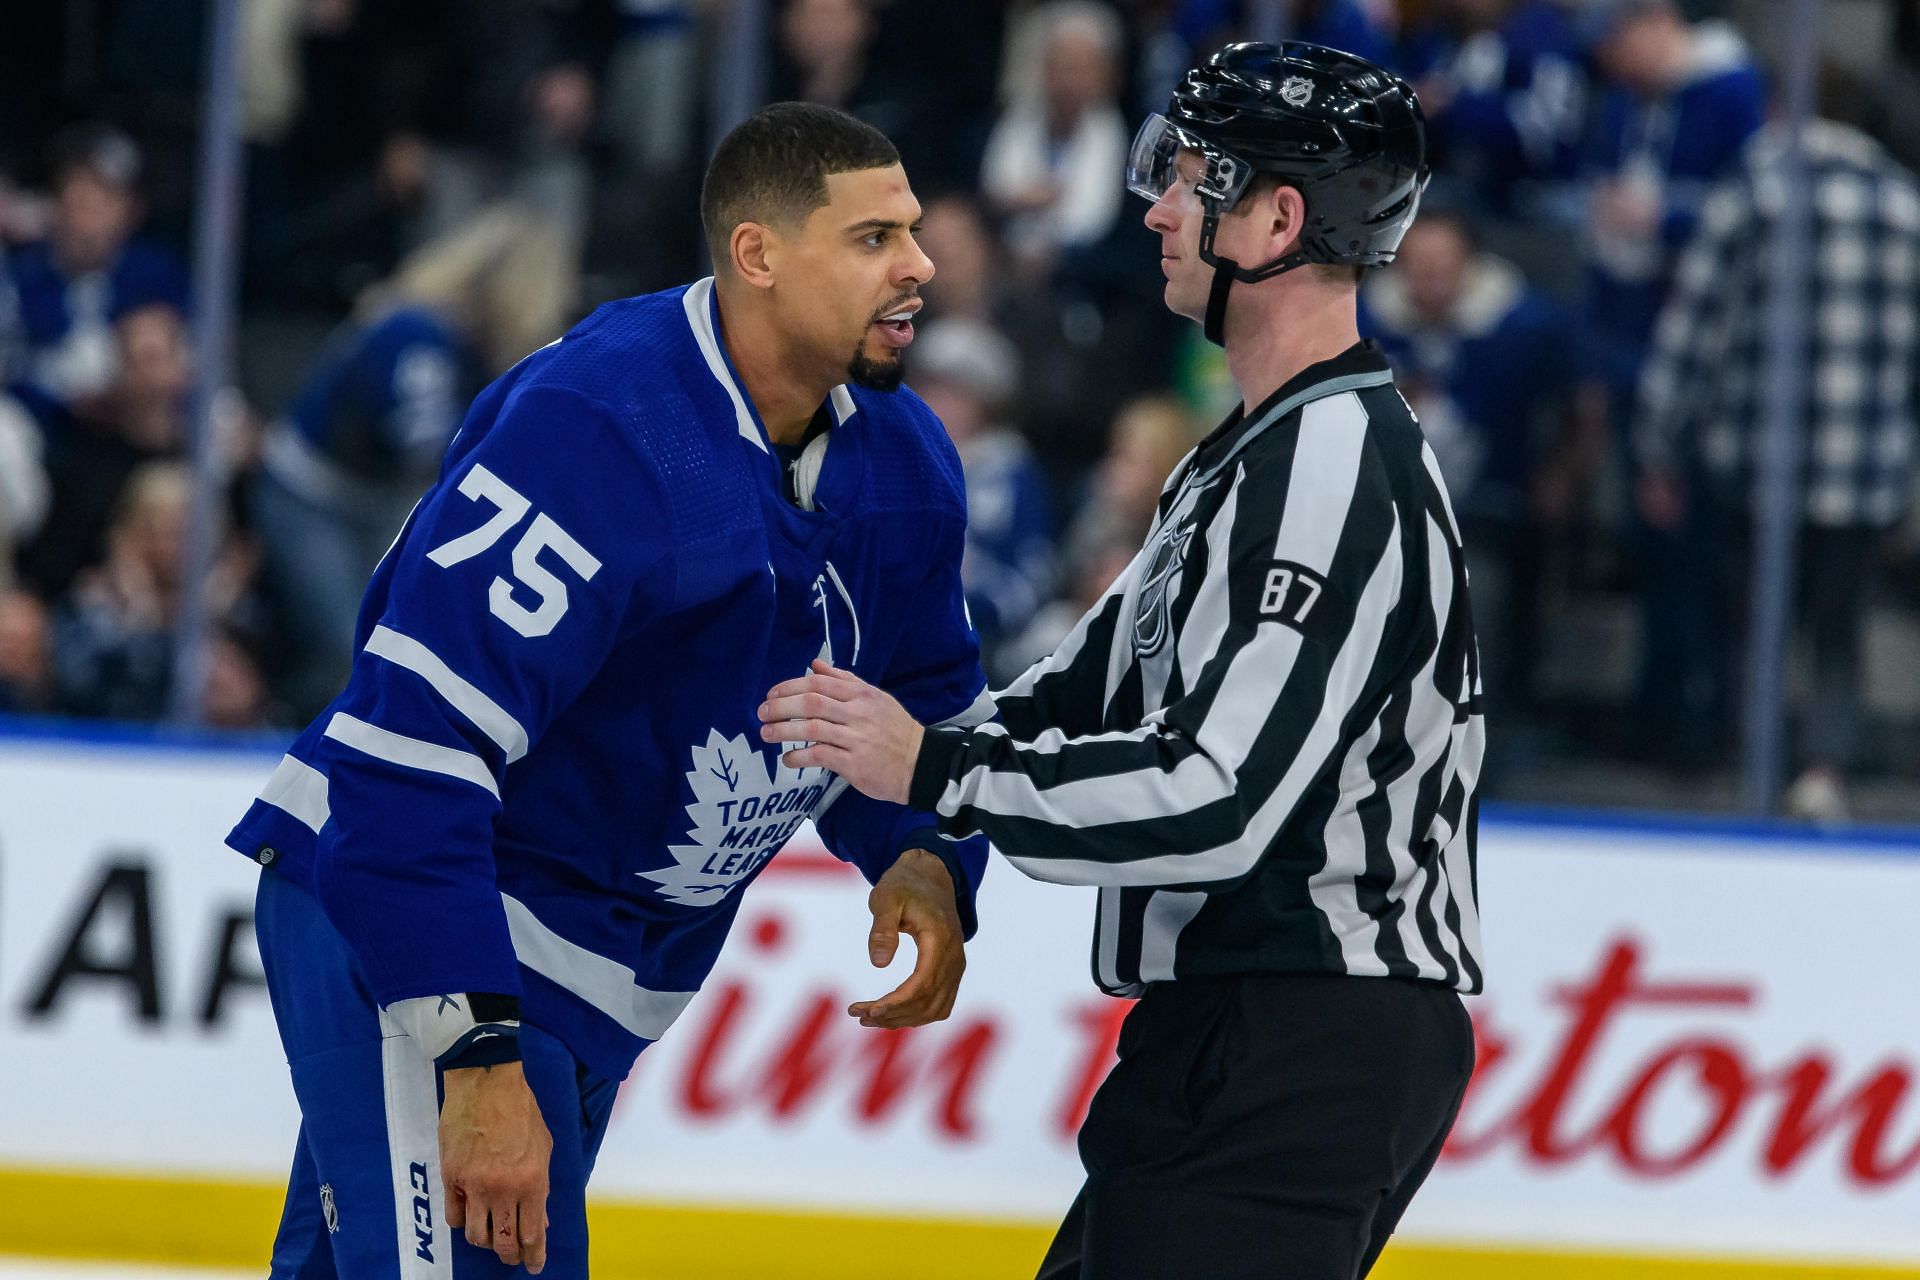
top-left (638, 730), bottom-right (833, 907)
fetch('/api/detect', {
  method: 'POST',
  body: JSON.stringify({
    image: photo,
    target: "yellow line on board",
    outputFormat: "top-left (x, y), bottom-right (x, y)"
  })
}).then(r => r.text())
top-left (4, 1166), bottom-right (1918, 1280)
top-left (0, 1166), bottom-right (283, 1267)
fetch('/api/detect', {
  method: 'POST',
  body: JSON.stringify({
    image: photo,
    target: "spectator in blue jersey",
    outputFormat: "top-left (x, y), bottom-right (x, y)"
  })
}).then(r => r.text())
top-left (49, 459), bottom-right (186, 721)
top-left (226, 104), bottom-right (991, 1279)
top-left (1397, 0), bottom-right (1587, 216)
top-left (909, 316), bottom-right (1054, 682)
top-left (6, 126), bottom-right (188, 410)
top-left (1579, 0), bottom-right (1765, 769)
top-left (1580, 0), bottom-right (1765, 403)
top-left (1362, 207), bottom-right (1585, 730)
top-left (253, 205), bottom-right (575, 714)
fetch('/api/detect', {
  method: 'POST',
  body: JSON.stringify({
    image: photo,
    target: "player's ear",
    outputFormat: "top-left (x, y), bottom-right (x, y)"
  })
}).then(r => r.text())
top-left (730, 221), bottom-right (779, 290)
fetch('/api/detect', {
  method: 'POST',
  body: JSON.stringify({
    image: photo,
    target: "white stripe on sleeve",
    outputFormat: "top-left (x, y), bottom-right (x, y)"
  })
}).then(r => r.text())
top-left (324, 713), bottom-right (500, 798)
top-left (500, 893), bottom-right (697, 1041)
top-left (1136, 889), bottom-right (1207, 981)
top-left (364, 625), bottom-right (530, 762)
top-left (258, 754), bottom-right (331, 834)
top-left (1000, 519), bottom-right (1401, 886)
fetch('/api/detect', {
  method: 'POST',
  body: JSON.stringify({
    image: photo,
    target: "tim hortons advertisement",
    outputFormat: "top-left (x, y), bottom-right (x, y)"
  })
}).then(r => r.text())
top-left (1, 732), bottom-right (1917, 1262)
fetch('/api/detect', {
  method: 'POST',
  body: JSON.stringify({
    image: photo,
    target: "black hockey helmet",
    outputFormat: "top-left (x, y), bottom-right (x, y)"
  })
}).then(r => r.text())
top-left (1128, 41), bottom-right (1429, 343)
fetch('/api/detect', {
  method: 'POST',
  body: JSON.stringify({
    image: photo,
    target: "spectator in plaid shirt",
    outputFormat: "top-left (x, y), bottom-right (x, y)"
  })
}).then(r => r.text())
top-left (1633, 117), bottom-right (1920, 819)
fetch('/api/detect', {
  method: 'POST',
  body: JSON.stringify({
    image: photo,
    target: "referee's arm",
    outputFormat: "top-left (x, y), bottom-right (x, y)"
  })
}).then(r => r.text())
top-left (910, 435), bottom-right (1403, 891)
top-left (989, 543), bottom-right (1145, 741)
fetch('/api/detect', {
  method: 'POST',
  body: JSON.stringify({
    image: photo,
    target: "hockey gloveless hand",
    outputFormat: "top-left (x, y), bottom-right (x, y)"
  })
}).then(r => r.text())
top-left (758, 659), bottom-right (923, 805)
top-left (848, 848), bottom-right (967, 1028)
top-left (440, 1061), bottom-right (554, 1274)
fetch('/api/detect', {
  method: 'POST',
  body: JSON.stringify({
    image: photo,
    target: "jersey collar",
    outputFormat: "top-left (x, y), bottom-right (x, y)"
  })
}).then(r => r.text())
top-left (680, 276), bottom-right (858, 455)
top-left (1184, 340), bottom-right (1394, 489)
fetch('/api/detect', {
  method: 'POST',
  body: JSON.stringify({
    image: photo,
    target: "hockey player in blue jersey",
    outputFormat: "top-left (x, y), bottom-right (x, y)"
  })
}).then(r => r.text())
top-left (227, 103), bottom-right (993, 1278)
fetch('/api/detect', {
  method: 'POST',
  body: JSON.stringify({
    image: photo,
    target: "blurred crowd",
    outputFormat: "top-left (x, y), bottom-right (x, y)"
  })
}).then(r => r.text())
top-left (1, 0), bottom-right (1918, 820)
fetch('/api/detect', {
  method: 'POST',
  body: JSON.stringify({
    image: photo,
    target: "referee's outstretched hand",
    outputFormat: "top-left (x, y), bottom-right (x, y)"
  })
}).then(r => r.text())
top-left (850, 848), bottom-right (966, 1029)
top-left (441, 1061), bottom-right (553, 1273)
top-left (759, 660), bottom-right (923, 804)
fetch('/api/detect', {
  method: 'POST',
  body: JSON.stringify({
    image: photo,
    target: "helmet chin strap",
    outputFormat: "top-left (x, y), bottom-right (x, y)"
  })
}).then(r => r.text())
top-left (1195, 207), bottom-right (1316, 347)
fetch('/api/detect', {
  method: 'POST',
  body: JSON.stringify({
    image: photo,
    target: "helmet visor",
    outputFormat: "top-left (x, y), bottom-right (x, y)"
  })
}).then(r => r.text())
top-left (1126, 114), bottom-right (1254, 211)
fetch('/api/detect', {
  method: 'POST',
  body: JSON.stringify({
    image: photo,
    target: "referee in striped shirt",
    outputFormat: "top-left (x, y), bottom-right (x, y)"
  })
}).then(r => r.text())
top-left (763, 42), bottom-right (1483, 1279)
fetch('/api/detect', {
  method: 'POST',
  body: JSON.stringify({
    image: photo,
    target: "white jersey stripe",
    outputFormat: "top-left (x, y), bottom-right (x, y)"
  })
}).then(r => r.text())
top-left (365, 625), bottom-right (531, 762)
top-left (1095, 886), bottom-right (1126, 992)
top-left (1000, 523), bottom-right (1401, 886)
top-left (324, 713), bottom-right (500, 798)
top-left (258, 754), bottom-right (330, 834)
top-left (500, 892), bottom-right (697, 1041)
top-left (1137, 889), bottom-right (1208, 982)
top-left (916, 355), bottom-right (1485, 995)
top-left (1274, 393), bottom-right (1371, 569)
top-left (1307, 714), bottom-right (1391, 977)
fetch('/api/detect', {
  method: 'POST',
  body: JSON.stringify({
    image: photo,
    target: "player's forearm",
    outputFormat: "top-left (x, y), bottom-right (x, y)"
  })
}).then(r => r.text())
top-left (816, 788), bottom-right (985, 938)
top-left (313, 757), bottom-right (522, 1006)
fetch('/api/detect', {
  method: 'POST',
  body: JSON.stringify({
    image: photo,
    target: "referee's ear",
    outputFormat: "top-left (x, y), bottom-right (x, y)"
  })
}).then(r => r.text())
top-left (1260, 182), bottom-right (1310, 262)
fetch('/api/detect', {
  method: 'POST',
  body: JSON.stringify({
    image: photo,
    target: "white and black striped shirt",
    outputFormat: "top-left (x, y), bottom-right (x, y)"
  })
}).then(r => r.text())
top-left (909, 343), bottom-right (1486, 997)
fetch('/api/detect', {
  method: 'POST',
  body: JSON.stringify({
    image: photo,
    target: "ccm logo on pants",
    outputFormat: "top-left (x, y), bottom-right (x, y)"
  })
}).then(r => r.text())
top-left (409, 1162), bottom-right (435, 1262)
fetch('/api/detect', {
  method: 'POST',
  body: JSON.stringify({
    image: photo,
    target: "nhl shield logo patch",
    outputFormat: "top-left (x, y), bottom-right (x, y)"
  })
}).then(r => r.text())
top-left (320, 1182), bottom-right (339, 1234)
top-left (1280, 76), bottom-right (1314, 107)
top-left (1134, 522), bottom-right (1196, 658)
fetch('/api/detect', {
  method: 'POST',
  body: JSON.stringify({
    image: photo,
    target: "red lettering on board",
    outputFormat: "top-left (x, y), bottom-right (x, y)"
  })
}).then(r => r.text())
top-left (676, 910), bottom-right (999, 1140)
top-left (1441, 937), bottom-right (1919, 1187)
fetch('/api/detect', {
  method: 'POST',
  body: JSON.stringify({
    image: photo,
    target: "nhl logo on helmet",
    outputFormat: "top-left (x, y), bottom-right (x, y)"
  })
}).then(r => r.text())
top-left (1279, 76), bottom-right (1314, 107)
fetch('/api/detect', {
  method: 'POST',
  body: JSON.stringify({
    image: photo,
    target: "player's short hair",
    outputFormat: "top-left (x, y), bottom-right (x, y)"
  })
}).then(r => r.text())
top-left (701, 102), bottom-right (901, 269)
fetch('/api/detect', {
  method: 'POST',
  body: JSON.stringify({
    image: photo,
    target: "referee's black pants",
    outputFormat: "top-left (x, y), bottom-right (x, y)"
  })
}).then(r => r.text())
top-left (1036, 971), bottom-right (1474, 1280)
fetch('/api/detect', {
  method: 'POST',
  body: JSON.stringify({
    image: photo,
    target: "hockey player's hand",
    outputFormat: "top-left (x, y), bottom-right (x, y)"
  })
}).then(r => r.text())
top-left (440, 1061), bottom-right (554, 1274)
top-left (759, 659), bottom-right (923, 804)
top-left (851, 848), bottom-right (966, 1028)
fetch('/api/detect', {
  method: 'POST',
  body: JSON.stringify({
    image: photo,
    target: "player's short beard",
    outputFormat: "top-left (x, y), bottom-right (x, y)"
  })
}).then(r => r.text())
top-left (847, 347), bottom-right (904, 392)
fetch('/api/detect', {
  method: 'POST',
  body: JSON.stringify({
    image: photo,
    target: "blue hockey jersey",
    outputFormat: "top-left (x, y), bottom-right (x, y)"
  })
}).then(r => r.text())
top-left (227, 278), bottom-right (993, 1081)
top-left (8, 237), bottom-right (189, 404)
top-left (1581, 22), bottom-right (1765, 386)
top-left (280, 305), bottom-right (480, 483)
